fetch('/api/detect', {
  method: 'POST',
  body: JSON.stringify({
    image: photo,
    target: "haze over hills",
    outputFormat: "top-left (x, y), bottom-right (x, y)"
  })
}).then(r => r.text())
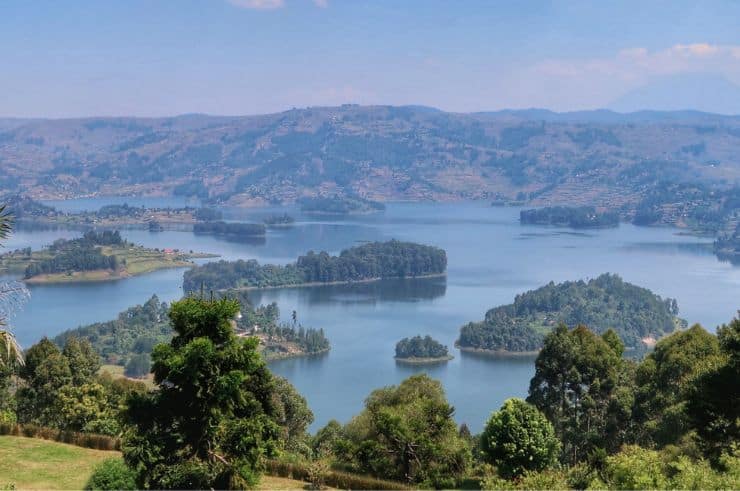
top-left (0, 105), bottom-right (739, 213)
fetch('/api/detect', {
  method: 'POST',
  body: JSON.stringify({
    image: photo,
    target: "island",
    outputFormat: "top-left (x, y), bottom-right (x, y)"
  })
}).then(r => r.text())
top-left (0, 230), bottom-right (215, 283)
top-left (714, 226), bottom-right (740, 264)
top-left (263, 213), bottom-right (295, 227)
top-left (193, 220), bottom-right (266, 237)
top-left (520, 206), bottom-right (619, 228)
top-left (456, 273), bottom-right (686, 354)
top-left (299, 195), bottom-right (385, 215)
top-left (53, 292), bottom-right (330, 372)
top-left (182, 239), bottom-right (447, 292)
top-left (395, 335), bottom-right (453, 364)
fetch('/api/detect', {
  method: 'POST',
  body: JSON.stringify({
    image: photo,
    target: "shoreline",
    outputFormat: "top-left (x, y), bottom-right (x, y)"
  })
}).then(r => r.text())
top-left (23, 261), bottom-right (195, 284)
top-left (456, 345), bottom-right (540, 357)
top-left (264, 347), bottom-right (331, 362)
top-left (223, 272), bottom-right (447, 292)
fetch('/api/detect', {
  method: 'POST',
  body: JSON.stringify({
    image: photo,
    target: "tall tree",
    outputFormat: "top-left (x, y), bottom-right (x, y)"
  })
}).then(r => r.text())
top-left (527, 324), bottom-right (628, 464)
top-left (121, 297), bottom-right (280, 489)
top-left (0, 204), bottom-right (28, 373)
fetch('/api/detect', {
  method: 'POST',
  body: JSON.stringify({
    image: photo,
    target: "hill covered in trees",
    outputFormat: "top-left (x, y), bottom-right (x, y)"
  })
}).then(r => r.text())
top-left (183, 239), bottom-right (447, 292)
top-left (457, 273), bottom-right (685, 353)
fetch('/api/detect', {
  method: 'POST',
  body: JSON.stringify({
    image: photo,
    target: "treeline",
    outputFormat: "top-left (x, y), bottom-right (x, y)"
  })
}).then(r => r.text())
top-left (193, 220), bottom-right (266, 237)
top-left (458, 273), bottom-right (683, 352)
top-left (395, 335), bottom-right (449, 359)
top-left (260, 323), bottom-right (330, 355)
top-left (183, 239), bottom-right (447, 292)
top-left (520, 206), bottom-right (619, 228)
top-left (263, 213), bottom-right (295, 226)
top-left (299, 195), bottom-right (385, 214)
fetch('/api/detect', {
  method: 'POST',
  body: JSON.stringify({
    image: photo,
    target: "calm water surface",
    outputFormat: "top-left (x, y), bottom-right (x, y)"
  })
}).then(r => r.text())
top-left (6, 200), bottom-right (740, 432)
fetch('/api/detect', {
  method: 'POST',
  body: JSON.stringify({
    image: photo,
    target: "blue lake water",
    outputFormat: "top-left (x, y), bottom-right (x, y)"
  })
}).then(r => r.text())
top-left (4, 200), bottom-right (739, 432)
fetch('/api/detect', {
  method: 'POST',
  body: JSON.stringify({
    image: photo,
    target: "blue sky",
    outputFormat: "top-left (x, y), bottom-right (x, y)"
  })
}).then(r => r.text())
top-left (1, 0), bottom-right (739, 117)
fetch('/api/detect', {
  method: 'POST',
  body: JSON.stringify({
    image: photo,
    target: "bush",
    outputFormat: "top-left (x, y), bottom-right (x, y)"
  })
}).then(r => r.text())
top-left (86, 459), bottom-right (137, 490)
top-left (263, 459), bottom-right (411, 490)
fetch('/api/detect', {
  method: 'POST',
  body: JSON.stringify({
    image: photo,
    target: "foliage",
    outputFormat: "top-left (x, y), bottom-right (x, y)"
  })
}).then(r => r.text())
top-left (123, 354), bottom-right (151, 378)
top-left (326, 374), bottom-right (471, 487)
top-left (271, 375), bottom-right (314, 454)
top-left (520, 206), bottom-right (619, 228)
top-left (121, 297), bottom-right (281, 489)
top-left (395, 335), bottom-right (449, 359)
top-left (634, 324), bottom-right (722, 447)
top-left (263, 213), bottom-right (295, 226)
top-left (458, 273), bottom-right (683, 352)
top-left (86, 458), bottom-right (137, 490)
top-left (299, 195), bottom-right (385, 214)
top-left (480, 398), bottom-right (560, 479)
top-left (183, 239), bottom-right (447, 292)
top-left (687, 315), bottom-right (740, 459)
top-left (527, 325), bottom-right (630, 464)
top-left (23, 231), bottom-right (124, 278)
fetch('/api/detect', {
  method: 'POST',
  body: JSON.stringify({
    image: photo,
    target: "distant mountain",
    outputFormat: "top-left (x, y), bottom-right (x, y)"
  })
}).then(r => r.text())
top-left (610, 74), bottom-right (740, 116)
top-left (0, 105), bottom-right (738, 209)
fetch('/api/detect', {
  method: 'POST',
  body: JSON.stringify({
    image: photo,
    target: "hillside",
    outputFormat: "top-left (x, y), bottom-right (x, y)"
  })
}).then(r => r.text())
top-left (456, 273), bottom-right (686, 353)
top-left (0, 106), bottom-right (739, 212)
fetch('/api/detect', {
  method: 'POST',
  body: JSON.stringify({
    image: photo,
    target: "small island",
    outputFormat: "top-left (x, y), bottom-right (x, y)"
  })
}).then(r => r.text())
top-left (520, 206), bottom-right (619, 228)
top-left (183, 239), bottom-right (447, 292)
top-left (395, 335), bottom-right (453, 364)
top-left (263, 213), bottom-right (295, 227)
top-left (299, 195), bottom-right (385, 215)
top-left (54, 292), bottom-right (330, 371)
top-left (0, 230), bottom-right (215, 284)
top-left (193, 220), bottom-right (266, 237)
top-left (456, 273), bottom-right (686, 354)
top-left (714, 227), bottom-right (740, 264)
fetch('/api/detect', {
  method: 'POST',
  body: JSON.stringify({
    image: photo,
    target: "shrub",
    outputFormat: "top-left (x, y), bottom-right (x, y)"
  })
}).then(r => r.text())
top-left (86, 458), bottom-right (137, 490)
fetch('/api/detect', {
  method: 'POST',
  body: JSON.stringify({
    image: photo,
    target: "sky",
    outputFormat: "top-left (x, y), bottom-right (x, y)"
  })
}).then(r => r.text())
top-left (1, 0), bottom-right (740, 117)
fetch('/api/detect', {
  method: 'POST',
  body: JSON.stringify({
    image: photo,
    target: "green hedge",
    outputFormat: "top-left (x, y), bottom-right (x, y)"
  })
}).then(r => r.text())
top-left (0, 423), bottom-right (120, 451)
top-left (264, 459), bottom-right (412, 490)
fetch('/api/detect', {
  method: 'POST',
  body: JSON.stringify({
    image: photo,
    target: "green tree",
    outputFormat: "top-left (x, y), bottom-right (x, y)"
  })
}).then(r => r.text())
top-left (62, 337), bottom-right (101, 385)
top-left (121, 296), bottom-right (280, 489)
top-left (480, 398), bottom-right (560, 479)
top-left (634, 324), bottom-right (722, 447)
top-left (124, 353), bottom-right (151, 378)
top-left (58, 382), bottom-right (113, 433)
top-left (271, 375), bottom-right (313, 454)
top-left (16, 338), bottom-right (72, 427)
top-left (687, 315), bottom-right (740, 459)
top-left (334, 374), bottom-right (471, 488)
top-left (527, 324), bottom-right (629, 464)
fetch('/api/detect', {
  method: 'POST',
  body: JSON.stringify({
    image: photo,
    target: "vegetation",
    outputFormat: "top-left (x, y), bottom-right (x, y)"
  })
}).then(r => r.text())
top-left (313, 374), bottom-right (471, 488)
top-left (299, 195), bottom-right (385, 215)
top-left (193, 220), bottom-right (266, 237)
top-left (121, 297), bottom-right (281, 489)
top-left (394, 335), bottom-right (451, 362)
top-left (457, 273), bottom-right (684, 352)
top-left (87, 458), bottom-right (137, 490)
top-left (480, 398), bottom-right (559, 479)
top-left (184, 239), bottom-right (447, 292)
top-left (520, 206), bottom-right (619, 228)
top-left (263, 213), bottom-right (295, 226)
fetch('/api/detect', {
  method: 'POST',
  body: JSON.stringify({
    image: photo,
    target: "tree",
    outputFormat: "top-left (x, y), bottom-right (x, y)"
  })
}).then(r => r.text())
top-left (124, 354), bottom-right (151, 378)
top-left (333, 374), bottom-right (471, 488)
top-left (121, 296), bottom-right (281, 489)
top-left (62, 337), bottom-right (101, 385)
top-left (58, 382), bottom-right (112, 433)
top-left (634, 324), bottom-right (722, 447)
top-left (271, 375), bottom-right (313, 454)
top-left (687, 315), bottom-right (740, 459)
top-left (480, 398), bottom-right (560, 479)
top-left (527, 324), bottom-right (628, 464)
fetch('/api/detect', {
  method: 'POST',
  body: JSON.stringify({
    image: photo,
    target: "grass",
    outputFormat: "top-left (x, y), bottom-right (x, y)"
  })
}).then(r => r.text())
top-left (0, 435), bottom-right (118, 490)
top-left (0, 435), bottom-right (316, 490)
top-left (99, 364), bottom-right (155, 388)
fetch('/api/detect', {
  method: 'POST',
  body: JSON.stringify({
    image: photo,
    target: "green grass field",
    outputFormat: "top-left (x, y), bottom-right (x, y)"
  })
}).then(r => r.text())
top-left (0, 436), bottom-right (314, 490)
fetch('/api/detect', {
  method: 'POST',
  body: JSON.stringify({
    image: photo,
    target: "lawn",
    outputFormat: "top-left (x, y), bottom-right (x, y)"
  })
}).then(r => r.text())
top-left (0, 435), bottom-right (315, 490)
top-left (0, 435), bottom-right (119, 490)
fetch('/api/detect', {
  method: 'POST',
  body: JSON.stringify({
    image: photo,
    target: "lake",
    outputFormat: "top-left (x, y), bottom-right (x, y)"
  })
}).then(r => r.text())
top-left (5, 200), bottom-right (740, 432)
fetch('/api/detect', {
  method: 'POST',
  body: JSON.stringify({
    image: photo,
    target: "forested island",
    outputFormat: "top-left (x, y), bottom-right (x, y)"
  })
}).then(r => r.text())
top-left (263, 213), bottom-right (295, 227)
top-left (183, 239), bottom-right (447, 292)
top-left (395, 335), bottom-right (452, 363)
top-left (0, 230), bottom-right (212, 283)
top-left (520, 206), bottom-right (619, 228)
top-left (714, 224), bottom-right (740, 264)
top-left (457, 273), bottom-right (685, 354)
top-left (299, 195), bottom-right (385, 215)
top-left (193, 220), bottom-right (266, 237)
top-left (53, 292), bottom-right (329, 373)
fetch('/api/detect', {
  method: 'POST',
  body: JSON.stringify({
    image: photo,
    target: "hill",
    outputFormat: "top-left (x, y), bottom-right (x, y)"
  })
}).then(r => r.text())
top-left (1, 105), bottom-right (739, 214)
top-left (456, 273), bottom-right (686, 353)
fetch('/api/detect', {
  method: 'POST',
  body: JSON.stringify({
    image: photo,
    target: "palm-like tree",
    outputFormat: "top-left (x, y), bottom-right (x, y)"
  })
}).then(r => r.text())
top-left (0, 204), bottom-right (28, 368)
